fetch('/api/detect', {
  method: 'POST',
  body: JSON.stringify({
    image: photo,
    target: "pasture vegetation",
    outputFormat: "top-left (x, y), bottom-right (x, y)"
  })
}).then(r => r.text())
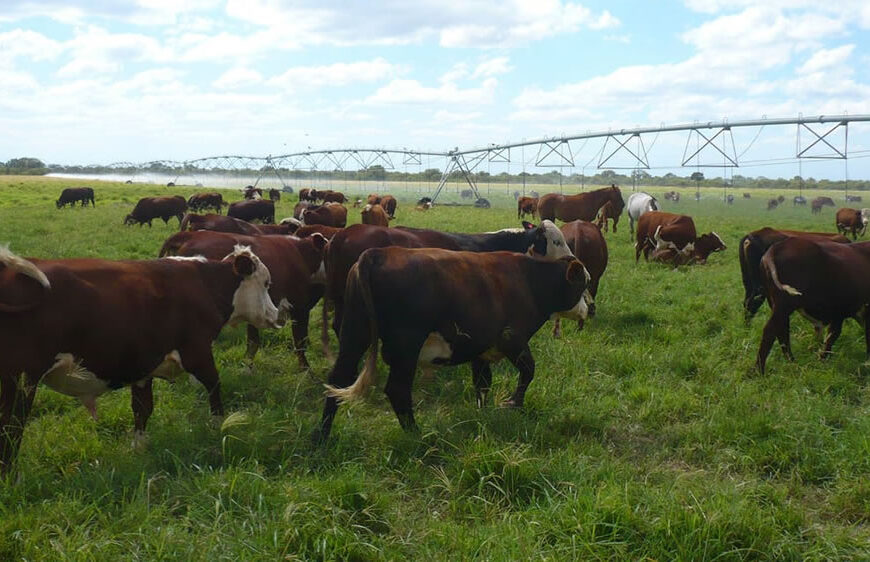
top-left (0, 175), bottom-right (868, 560)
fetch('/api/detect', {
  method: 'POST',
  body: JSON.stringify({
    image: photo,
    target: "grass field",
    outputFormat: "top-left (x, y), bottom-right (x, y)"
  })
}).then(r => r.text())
top-left (0, 175), bottom-right (868, 560)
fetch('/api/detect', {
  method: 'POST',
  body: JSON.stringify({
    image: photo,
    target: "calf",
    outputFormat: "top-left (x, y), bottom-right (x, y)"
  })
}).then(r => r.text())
top-left (361, 204), bottom-right (389, 227)
top-left (228, 199), bottom-right (275, 224)
top-left (159, 231), bottom-right (327, 368)
top-left (553, 220), bottom-right (608, 336)
top-left (755, 238), bottom-right (870, 373)
top-left (595, 200), bottom-right (620, 233)
top-left (517, 196), bottom-right (538, 219)
top-left (636, 211), bottom-right (723, 266)
top-left (739, 227), bottom-right (850, 321)
top-left (125, 196), bottom-right (187, 226)
top-left (0, 245), bottom-right (278, 472)
top-left (56, 187), bottom-right (95, 209)
top-left (180, 213), bottom-right (263, 235)
top-left (313, 249), bottom-right (588, 442)
top-left (302, 202), bottom-right (347, 228)
top-left (187, 192), bottom-right (226, 214)
top-left (835, 207), bottom-right (867, 240)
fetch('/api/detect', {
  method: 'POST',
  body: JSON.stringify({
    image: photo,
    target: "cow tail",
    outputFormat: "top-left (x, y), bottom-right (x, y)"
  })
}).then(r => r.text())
top-left (0, 245), bottom-right (50, 312)
top-left (761, 250), bottom-right (802, 296)
top-left (179, 213), bottom-right (191, 232)
top-left (325, 254), bottom-right (379, 402)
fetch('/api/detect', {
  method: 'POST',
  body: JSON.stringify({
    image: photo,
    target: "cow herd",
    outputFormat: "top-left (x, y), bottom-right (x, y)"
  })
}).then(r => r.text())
top-left (0, 182), bottom-right (865, 473)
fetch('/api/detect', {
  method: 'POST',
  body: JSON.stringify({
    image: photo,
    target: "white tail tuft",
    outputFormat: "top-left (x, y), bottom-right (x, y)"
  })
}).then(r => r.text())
top-left (0, 244), bottom-right (50, 288)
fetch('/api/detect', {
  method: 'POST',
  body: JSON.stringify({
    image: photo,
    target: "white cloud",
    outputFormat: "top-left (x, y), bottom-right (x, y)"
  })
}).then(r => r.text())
top-left (471, 57), bottom-right (512, 79)
top-left (267, 58), bottom-right (402, 90)
top-left (214, 67), bottom-right (263, 89)
top-left (368, 78), bottom-right (498, 105)
top-left (797, 44), bottom-right (854, 74)
top-left (57, 26), bottom-right (172, 77)
top-left (0, 29), bottom-right (64, 63)
top-left (0, 0), bottom-right (220, 25)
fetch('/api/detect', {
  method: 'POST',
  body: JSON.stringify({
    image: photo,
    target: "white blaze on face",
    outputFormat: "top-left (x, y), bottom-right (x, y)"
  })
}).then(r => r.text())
top-left (539, 220), bottom-right (574, 259)
top-left (225, 247), bottom-right (281, 329)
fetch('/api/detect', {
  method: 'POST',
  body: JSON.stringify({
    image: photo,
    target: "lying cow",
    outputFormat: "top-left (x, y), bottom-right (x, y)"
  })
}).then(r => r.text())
top-left (187, 192), bottom-right (227, 214)
top-left (125, 195), bottom-right (187, 226)
top-left (180, 213), bottom-right (263, 235)
top-left (160, 231), bottom-right (327, 368)
top-left (635, 211), bottom-right (724, 266)
top-left (835, 207), bottom-right (867, 240)
top-left (229, 199), bottom-right (275, 224)
top-left (317, 190), bottom-right (347, 204)
top-left (361, 204), bottom-right (390, 227)
top-left (0, 245), bottom-right (278, 472)
top-left (56, 187), bottom-right (95, 209)
top-left (755, 238), bottom-right (870, 373)
top-left (313, 249), bottom-right (589, 442)
top-left (738, 227), bottom-right (850, 322)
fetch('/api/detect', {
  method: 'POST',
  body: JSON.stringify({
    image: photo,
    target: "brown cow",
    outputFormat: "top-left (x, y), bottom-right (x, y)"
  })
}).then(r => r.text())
top-left (755, 238), bottom-right (870, 373)
top-left (187, 192), bottom-right (226, 214)
top-left (379, 195), bottom-right (397, 218)
top-left (537, 185), bottom-right (624, 223)
top-left (243, 186), bottom-right (263, 200)
top-left (595, 200), bottom-right (620, 233)
top-left (743, 193), bottom-right (752, 199)
top-left (367, 193), bottom-right (382, 205)
top-left (228, 199), bottom-right (275, 224)
top-left (811, 197), bottom-right (835, 214)
top-left (255, 223), bottom-right (297, 235)
top-left (180, 213), bottom-right (264, 235)
top-left (738, 227), bottom-right (850, 321)
top-left (517, 196), bottom-right (538, 219)
top-left (318, 190), bottom-right (347, 204)
top-left (299, 188), bottom-right (316, 202)
top-left (313, 249), bottom-right (589, 443)
top-left (0, 245), bottom-right (278, 472)
top-left (361, 204), bottom-right (390, 227)
top-left (159, 231), bottom-right (327, 368)
top-left (302, 202), bottom-right (347, 227)
top-left (835, 207), bottom-right (867, 240)
top-left (125, 196), bottom-right (187, 227)
top-left (767, 198), bottom-right (779, 210)
top-left (294, 224), bottom-right (343, 239)
top-left (269, 189), bottom-right (281, 202)
top-left (635, 211), bottom-right (724, 266)
top-left (553, 220), bottom-right (607, 337)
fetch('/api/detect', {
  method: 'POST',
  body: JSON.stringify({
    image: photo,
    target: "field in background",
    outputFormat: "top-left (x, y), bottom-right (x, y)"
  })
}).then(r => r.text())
top-left (0, 175), bottom-right (868, 560)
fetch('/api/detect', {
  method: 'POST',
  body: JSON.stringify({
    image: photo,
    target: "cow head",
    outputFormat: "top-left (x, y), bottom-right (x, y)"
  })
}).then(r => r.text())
top-left (55, 199), bottom-right (62, 209)
top-left (124, 214), bottom-right (137, 225)
top-left (553, 257), bottom-right (591, 326)
top-left (523, 220), bottom-right (574, 259)
top-left (222, 245), bottom-right (281, 329)
top-left (692, 232), bottom-right (727, 264)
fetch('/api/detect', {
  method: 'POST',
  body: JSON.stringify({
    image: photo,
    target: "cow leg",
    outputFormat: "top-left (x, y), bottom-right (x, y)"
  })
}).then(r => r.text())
top-left (821, 320), bottom-right (843, 359)
top-left (0, 373), bottom-right (38, 474)
top-left (756, 306), bottom-right (789, 374)
top-left (503, 344), bottom-right (535, 408)
top-left (776, 313), bottom-right (795, 361)
top-left (320, 298), bottom-right (333, 360)
top-left (289, 310), bottom-right (312, 370)
top-left (471, 359), bottom-right (493, 408)
top-left (181, 347), bottom-right (223, 419)
top-left (245, 324), bottom-right (260, 361)
top-left (383, 357), bottom-right (418, 432)
top-left (130, 378), bottom-right (154, 445)
top-left (552, 317), bottom-right (562, 339)
top-left (313, 324), bottom-right (371, 444)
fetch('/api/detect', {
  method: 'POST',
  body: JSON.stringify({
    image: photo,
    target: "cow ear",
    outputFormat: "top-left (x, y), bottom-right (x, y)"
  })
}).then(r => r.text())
top-left (233, 254), bottom-right (256, 277)
top-left (565, 260), bottom-right (587, 286)
top-left (522, 220), bottom-right (536, 230)
top-left (311, 232), bottom-right (328, 250)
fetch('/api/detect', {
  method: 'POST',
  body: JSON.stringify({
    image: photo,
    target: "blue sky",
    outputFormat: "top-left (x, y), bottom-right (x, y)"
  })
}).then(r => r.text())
top-left (1, 1), bottom-right (869, 179)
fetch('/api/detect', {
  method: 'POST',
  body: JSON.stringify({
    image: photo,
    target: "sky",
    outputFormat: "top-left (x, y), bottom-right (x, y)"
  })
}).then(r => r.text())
top-left (2, 0), bottom-right (870, 179)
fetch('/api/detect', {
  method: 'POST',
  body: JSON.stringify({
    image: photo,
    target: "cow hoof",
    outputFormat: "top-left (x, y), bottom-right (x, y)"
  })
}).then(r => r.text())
top-left (131, 430), bottom-right (149, 451)
top-left (209, 415), bottom-right (224, 429)
top-left (500, 399), bottom-right (522, 409)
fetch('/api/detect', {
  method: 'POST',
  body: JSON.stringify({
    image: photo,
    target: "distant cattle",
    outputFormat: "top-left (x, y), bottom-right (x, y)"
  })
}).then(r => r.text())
top-left (416, 197), bottom-right (432, 211)
top-left (738, 227), bottom-right (850, 321)
top-left (835, 207), bottom-right (867, 240)
top-left (767, 198), bottom-right (779, 210)
top-left (595, 200), bottom-right (621, 233)
top-left (626, 192), bottom-right (659, 235)
top-left (125, 196), bottom-right (187, 227)
top-left (726, 194), bottom-right (735, 204)
top-left (538, 185), bottom-right (624, 223)
top-left (302, 202), bottom-right (347, 228)
top-left (317, 190), bottom-right (347, 204)
top-left (180, 213), bottom-right (263, 235)
top-left (635, 211), bottom-right (725, 266)
top-left (56, 187), bottom-right (95, 209)
top-left (474, 198), bottom-right (491, 209)
top-left (0, 245), bottom-right (278, 473)
top-left (793, 196), bottom-right (807, 206)
top-left (846, 194), bottom-right (863, 202)
top-left (517, 196), bottom-right (538, 219)
top-left (777, 195), bottom-right (785, 203)
top-left (243, 186), bottom-right (263, 200)
top-left (743, 193), bottom-right (751, 199)
top-left (460, 189), bottom-right (474, 199)
top-left (361, 204), bottom-right (390, 227)
top-left (313, 248), bottom-right (589, 443)
top-left (663, 191), bottom-right (680, 202)
top-left (380, 195), bottom-right (397, 217)
top-left (269, 189), bottom-right (281, 202)
top-left (228, 199), bottom-right (275, 224)
top-left (811, 197), bottom-right (835, 214)
top-left (352, 198), bottom-right (363, 208)
top-left (299, 188), bottom-right (317, 202)
top-left (187, 192), bottom-right (226, 214)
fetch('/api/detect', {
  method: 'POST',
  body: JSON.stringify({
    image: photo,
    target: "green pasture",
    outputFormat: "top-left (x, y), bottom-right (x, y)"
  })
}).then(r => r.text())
top-left (0, 175), bottom-right (868, 560)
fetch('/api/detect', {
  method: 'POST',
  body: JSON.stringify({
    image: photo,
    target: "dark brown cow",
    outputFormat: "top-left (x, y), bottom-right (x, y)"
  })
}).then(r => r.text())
top-left (313, 249), bottom-right (589, 443)
top-left (767, 198), bottom-right (779, 211)
top-left (0, 246), bottom-right (278, 472)
top-left (243, 186), bottom-right (263, 200)
top-left (595, 200), bottom-right (620, 233)
top-left (738, 227), bottom-right (850, 321)
top-left (517, 196), bottom-right (538, 219)
top-left (125, 196), bottom-right (187, 226)
top-left (228, 199), bottom-right (275, 224)
top-left (538, 185), bottom-right (624, 223)
top-left (302, 203), bottom-right (347, 227)
top-left (361, 203), bottom-right (389, 227)
top-left (743, 193), bottom-right (752, 199)
top-left (835, 207), bottom-right (867, 240)
top-left (635, 211), bottom-right (724, 266)
top-left (256, 223), bottom-right (296, 235)
top-left (269, 189), bottom-right (281, 202)
top-left (56, 187), bottom-right (95, 209)
top-left (811, 197), bottom-right (835, 214)
top-left (159, 231), bottom-right (327, 368)
top-left (553, 220), bottom-right (607, 336)
top-left (294, 224), bottom-right (343, 239)
top-left (293, 201), bottom-right (315, 219)
top-left (299, 188), bottom-right (316, 202)
top-left (379, 195), bottom-right (397, 218)
top-left (777, 195), bottom-right (785, 203)
top-left (317, 190), bottom-right (347, 204)
top-left (755, 238), bottom-right (870, 373)
top-left (187, 192), bottom-right (226, 214)
top-left (180, 213), bottom-right (263, 235)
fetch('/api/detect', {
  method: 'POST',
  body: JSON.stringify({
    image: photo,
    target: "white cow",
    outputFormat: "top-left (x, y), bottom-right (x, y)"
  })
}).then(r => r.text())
top-left (626, 192), bottom-right (660, 236)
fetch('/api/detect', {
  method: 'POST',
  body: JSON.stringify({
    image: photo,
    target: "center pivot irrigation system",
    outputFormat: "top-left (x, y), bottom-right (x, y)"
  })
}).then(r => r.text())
top-left (98, 114), bottom-right (870, 202)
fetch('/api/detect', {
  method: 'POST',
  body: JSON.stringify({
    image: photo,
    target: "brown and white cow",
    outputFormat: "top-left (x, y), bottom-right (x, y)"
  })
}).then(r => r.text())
top-left (228, 199), bottom-right (275, 224)
top-left (299, 188), bottom-right (316, 202)
top-left (517, 196), bottom-right (538, 219)
top-left (243, 186), bottom-right (263, 200)
top-left (552, 220), bottom-right (608, 336)
top-left (738, 227), bottom-right (850, 322)
top-left (835, 207), bottom-right (867, 240)
top-left (312, 249), bottom-right (589, 443)
top-left (0, 245), bottom-right (279, 472)
top-left (302, 202), bottom-right (347, 228)
top-left (755, 237), bottom-right (870, 373)
top-left (635, 211), bottom-right (724, 266)
top-left (361, 204), bottom-right (390, 227)
top-left (180, 213), bottom-right (264, 235)
top-left (187, 192), bottom-right (226, 214)
top-left (125, 196), bottom-right (188, 227)
top-left (159, 231), bottom-right (327, 368)
top-left (268, 189), bottom-right (281, 202)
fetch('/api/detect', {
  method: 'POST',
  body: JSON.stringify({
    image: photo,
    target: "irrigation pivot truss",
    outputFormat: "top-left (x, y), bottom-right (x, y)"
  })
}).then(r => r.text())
top-left (95, 114), bottom-right (870, 201)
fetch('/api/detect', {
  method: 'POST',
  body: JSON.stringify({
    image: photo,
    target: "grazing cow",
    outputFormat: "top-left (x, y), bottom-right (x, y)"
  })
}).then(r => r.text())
top-left (166, 182), bottom-right (175, 187)
top-left (743, 193), bottom-right (752, 199)
top-left (313, 249), bottom-right (589, 442)
top-left (317, 190), bottom-right (348, 204)
top-left (361, 204), bottom-right (390, 227)
top-left (626, 192), bottom-right (659, 235)
top-left (474, 198), bottom-right (491, 209)
top-left (738, 227), bottom-right (850, 321)
top-left (846, 194), bottom-right (863, 202)
top-left (767, 198), bottom-right (779, 211)
top-left (552, 220), bottom-right (608, 337)
top-left (726, 194), bottom-right (735, 204)
top-left (380, 195), bottom-right (397, 218)
top-left (635, 211), bottom-right (725, 265)
top-left (460, 189), bottom-right (474, 199)
top-left (755, 238), bottom-right (870, 373)
top-left (596, 200), bottom-right (621, 233)
top-left (243, 186), bottom-right (263, 200)
top-left (187, 192), bottom-right (226, 214)
top-left (125, 196), bottom-right (187, 227)
top-left (416, 197), bottom-right (432, 211)
top-left (159, 231), bottom-right (327, 368)
top-left (56, 187), bottom-right (95, 209)
top-left (269, 189), bottom-right (281, 202)
top-left (302, 202), bottom-right (347, 228)
top-left (538, 185), bottom-right (624, 223)
top-left (794, 196), bottom-right (807, 206)
top-left (811, 197), bottom-right (835, 214)
top-left (777, 195), bottom-right (785, 204)
top-left (228, 199), bottom-right (275, 224)
top-left (835, 207), bottom-right (867, 240)
top-left (180, 213), bottom-right (263, 235)
top-left (0, 245), bottom-right (278, 472)
top-left (663, 191), bottom-right (677, 201)
top-left (517, 196), bottom-right (538, 219)
top-left (299, 188), bottom-right (317, 202)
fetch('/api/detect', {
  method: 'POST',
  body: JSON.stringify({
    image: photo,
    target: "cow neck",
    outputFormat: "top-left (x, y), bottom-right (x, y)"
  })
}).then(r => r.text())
top-left (198, 261), bottom-right (241, 322)
top-left (523, 258), bottom-right (582, 316)
top-left (293, 238), bottom-right (323, 275)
